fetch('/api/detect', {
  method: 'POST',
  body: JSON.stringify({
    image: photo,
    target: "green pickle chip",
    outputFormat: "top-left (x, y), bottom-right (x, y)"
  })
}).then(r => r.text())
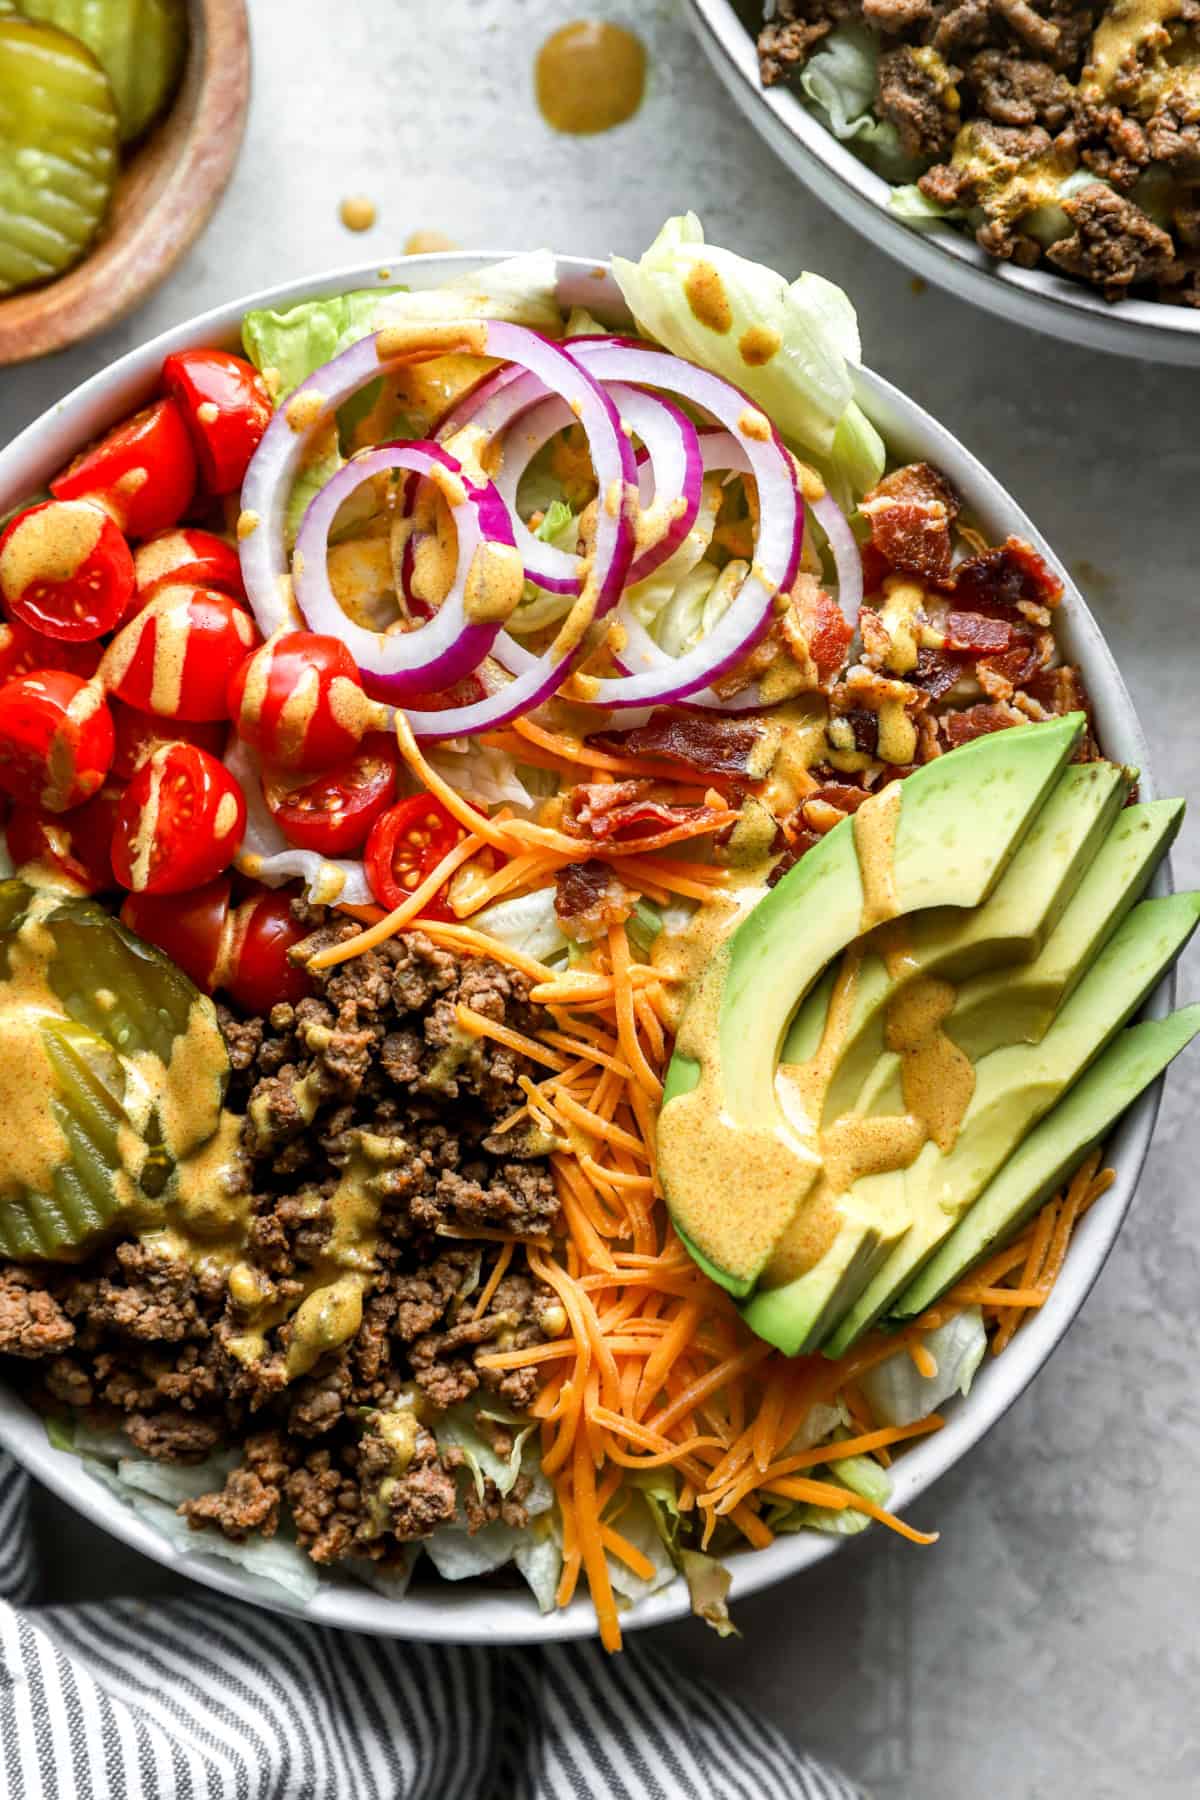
top-left (19, 0), bottom-right (188, 143)
top-left (0, 880), bottom-right (230, 1261)
top-left (0, 16), bottom-right (119, 295)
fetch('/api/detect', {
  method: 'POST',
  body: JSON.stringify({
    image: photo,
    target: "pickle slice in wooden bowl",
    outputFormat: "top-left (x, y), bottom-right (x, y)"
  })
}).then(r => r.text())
top-left (20, 0), bottom-right (188, 143)
top-left (0, 16), bottom-right (119, 296)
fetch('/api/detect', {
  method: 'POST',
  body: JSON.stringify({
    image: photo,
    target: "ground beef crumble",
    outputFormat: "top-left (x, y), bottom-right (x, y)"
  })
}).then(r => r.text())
top-left (0, 928), bottom-right (562, 1572)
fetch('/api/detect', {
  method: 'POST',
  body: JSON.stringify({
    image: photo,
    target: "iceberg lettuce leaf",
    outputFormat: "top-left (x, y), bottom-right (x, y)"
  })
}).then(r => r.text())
top-left (861, 1308), bottom-right (987, 1427)
top-left (612, 213), bottom-right (860, 462)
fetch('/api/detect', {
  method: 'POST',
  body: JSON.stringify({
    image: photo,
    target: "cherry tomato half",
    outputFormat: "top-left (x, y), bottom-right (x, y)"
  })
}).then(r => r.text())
top-left (0, 671), bottom-right (114, 812)
top-left (51, 398), bottom-right (197, 539)
top-left (162, 350), bottom-right (273, 496)
top-left (226, 886), bottom-right (313, 1014)
top-left (263, 742), bottom-right (397, 858)
top-left (123, 877), bottom-right (312, 1013)
top-left (110, 699), bottom-right (228, 782)
top-left (227, 631), bottom-right (381, 772)
top-left (364, 793), bottom-right (462, 915)
top-left (112, 743), bottom-right (246, 894)
top-left (132, 528), bottom-right (246, 615)
top-left (122, 874), bottom-right (230, 990)
top-left (7, 781), bottom-right (124, 893)
top-left (103, 584), bottom-right (260, 722)
top-left (0, 499), bottom-right (134, 641)
top-left (0, 620), bottom-right (103, 684)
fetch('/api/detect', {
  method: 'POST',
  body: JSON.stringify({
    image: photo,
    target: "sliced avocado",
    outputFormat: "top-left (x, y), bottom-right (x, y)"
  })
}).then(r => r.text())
top-left (894, 1004), bottom-right (1200, 1318)
top-left (782, 759), bottom-right (1130, 1121)
top-left (948, 798), bottom-right (1182, 1062)
top-left (822, 891), bottom-right (1200, 1355)
top-left (658, 715), bottom-right (1083, 1295)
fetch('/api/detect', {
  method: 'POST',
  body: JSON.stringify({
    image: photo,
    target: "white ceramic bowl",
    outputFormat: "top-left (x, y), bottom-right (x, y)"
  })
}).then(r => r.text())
top-left (686, 0), bottom-right (1200, 366)
top-left (0, 253), bottom-right (1173, 1642)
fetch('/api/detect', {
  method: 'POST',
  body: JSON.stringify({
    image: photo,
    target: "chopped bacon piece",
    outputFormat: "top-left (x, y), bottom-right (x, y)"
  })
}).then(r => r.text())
top-left (860, 498), bottom-right (953, 584)
top-left (907, 648), bottom-right (960, 700)
top-left (858, 541), bottom-right (893, 597)
top-left (554, 859), bottom-right (636, 942)
top-left (829, 706), bottom-right (880, 755)
top-left (808, 781), bottom-right (870, 813)
top-left (588, 712), bottom-right (770, 781)
top-left (978, 628), bottom-right (1043, 689)
top-left (869, 462), bottom-right (961, 519)
top-left (803, 586), bottom-right (855, 683)
top-left (949, 537), bottom-right (1064, 614)
top-left (943, 611), bottom-right (1012, 654)
top-left (1024, 664), bottom-right (1098, 759)
top-left (562, 780), bottom-right (730, 852)
top-left (939, 701), bottom-right (1025, 748)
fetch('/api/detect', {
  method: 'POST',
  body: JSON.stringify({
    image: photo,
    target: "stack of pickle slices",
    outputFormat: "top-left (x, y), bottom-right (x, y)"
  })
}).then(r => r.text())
top-left (0, 0), bottom-right (188, 296)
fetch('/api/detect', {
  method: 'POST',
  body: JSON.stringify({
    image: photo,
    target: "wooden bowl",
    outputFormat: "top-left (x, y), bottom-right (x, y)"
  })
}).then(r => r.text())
top-left (0, 0), bottom-right (250, 366)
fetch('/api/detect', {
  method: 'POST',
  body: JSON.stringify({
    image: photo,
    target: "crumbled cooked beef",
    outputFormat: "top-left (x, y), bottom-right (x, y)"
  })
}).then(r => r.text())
top-left (0, 1267), bottom-right (74, 1357)
top-left (876, 45), bottom-right (962, 160)
top-left (966, 50), bottom-right (1072, 127)
top-left (1046, 184), bottom-right (1176, 298)
top-left (1, 923), bottom-right (558, 1573)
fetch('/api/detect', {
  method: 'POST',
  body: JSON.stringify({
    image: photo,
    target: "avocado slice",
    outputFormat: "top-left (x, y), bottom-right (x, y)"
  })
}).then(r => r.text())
top-left (781, 759), bottom-right (1130, 1123)
top-left (893, 1003), bottom-right (1200, 1318)
top-left (658, 714), bottom-right (1083, 1295)
top-left (821, 890), bottom-right (1200, 1355)
top-left (946, 798), bottom-right (1183, 1062)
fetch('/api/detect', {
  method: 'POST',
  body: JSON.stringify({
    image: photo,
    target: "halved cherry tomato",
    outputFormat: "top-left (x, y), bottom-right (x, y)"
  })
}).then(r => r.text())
top-left (51, 398), bottom-right (196, 538)
top-left (122, 876), bottom-right (312, 1012)
top-left (162, 350), bottom-right (273, 496)
top-left (227, 631), bottom-right (381, 771)
top-left (111, 743), bottom-right (246, 894)
top-left (0, 499), bottom-right (134, 641)
top-left (226, 886), bottom-right (313, 1014)
top-left (122, 875), bottom-right (230, 990)
top-left (109, 699), bottom-right (228, 782)
top-left (7, 781), bottom-right (124, 893)
top-left (131, 528), bottom-right (245, 616)
top-left (0, 671), bottom-right (114, 812)
top-left (0, 620), bottom-right (103, 684)
top-left (364, 793), bottom-right (462, 915)
top-left (104, 584), bottom-right (260, 721)
top-left (263, 741), bottom-right (397, 857)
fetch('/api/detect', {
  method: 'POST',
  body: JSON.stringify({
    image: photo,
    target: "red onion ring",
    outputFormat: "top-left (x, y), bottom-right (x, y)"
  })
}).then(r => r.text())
top-left (808, 487), bottom-right (863, 621)
top-left (560, 338), bottom-right (803, 709)
top-left (240, 322), bottom-right (637, 640)
top-left (490, 382), bottom-right (703, 595)
top-left (293, 442), bottom-right (520, 701)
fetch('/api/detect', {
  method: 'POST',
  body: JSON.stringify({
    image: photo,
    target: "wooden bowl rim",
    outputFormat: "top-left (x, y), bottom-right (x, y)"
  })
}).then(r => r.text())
top-left (0, 0), bottom-right (250, 366)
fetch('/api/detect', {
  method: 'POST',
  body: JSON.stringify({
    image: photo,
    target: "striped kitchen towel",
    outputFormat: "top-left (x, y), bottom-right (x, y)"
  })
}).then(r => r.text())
top-left (0, 1453), bottom-right (864, 1800)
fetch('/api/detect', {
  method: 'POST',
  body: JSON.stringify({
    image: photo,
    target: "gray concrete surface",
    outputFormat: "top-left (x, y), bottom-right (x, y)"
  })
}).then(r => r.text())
top-left (4, 2), bottom-right (1199, 1793)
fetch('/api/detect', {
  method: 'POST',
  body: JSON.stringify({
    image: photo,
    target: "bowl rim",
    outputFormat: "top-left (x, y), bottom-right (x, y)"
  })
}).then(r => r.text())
top-left (684, 0), bottom-right (1200, 365)
top-left (0, 250), bottom-right (1173, 1643)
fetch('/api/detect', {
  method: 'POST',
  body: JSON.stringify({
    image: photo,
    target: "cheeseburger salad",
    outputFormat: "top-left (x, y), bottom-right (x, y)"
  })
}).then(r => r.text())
top-left (0, 217), bottom-right (1189, 1650)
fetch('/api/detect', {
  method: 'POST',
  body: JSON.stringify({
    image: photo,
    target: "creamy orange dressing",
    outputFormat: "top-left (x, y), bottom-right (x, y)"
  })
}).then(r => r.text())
top-left (738, 324), bottom-right (781, 367)
top-left (535, 20), bottom-right (646, 135)
top-left (854, 779), bottom-right (903, 931)
top-left (684, 260), bottom-right (733, 334)
top-left (463, 539), bottom-right (525, 623)
top-left (0, 500), bottom-right (103, 598)
top-left (885, 975), bottom-right (975, 1154)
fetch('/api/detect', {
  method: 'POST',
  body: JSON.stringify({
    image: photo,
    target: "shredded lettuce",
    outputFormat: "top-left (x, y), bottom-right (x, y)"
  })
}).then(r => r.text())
top-left (509, 501), bottom-right (580, 633)
top-left (605, 1493), bottom-right (677, 1604)
top-left (514, 1519), bottom-right (564, 1612)
top-left (423, 741), bottom-right (537, 811)
top-left (434, 1401), bottom-right (537, 1503)
top-left (800, 26), bottom-right (923, 184)
top-left (242, 289), bottom-right (399, 400)
top-left (471, 887), bottom-right (569, 963)
top-left (889, 184), bottom-right (965, 226)
top-left (226, 738), bottom-right (374, 907)
top-left (373, 251), bottom-right (563, 337)
top-left (861, 1308), bottom-right (988, 1426)
top-left (612, 213), bottom-right (862, 464)
top-left (85, 1459), bottom-right (322, 1601)
top-left (680, 1550), bottom-right (739, 1638)
top-left (626, 898), bottom-right (663, 959)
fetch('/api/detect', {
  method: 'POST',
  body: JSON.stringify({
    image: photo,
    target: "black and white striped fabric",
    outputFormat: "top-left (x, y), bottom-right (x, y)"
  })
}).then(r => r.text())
top-left (0, 1453), bottom-right (864, 1800)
